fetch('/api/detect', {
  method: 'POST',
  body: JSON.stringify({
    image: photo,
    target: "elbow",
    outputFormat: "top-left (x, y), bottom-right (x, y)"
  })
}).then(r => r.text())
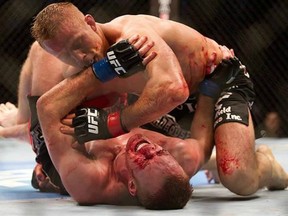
top-left (167, 80), bottom-right (189, 106)
top-left (36, 94), bottom-right (51, 121)
top-left (36, 94), bottom-right (57, 147)
top-left (182, 158), bottom-right (198, 178)
top-left (172, 142), bottom-right (198, 178)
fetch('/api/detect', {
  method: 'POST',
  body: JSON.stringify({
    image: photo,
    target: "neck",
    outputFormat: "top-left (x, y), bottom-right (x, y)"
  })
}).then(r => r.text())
top-left (113, 148), bottom-right (130, 185)
top-left (112, 150), bottom-right (140, 206)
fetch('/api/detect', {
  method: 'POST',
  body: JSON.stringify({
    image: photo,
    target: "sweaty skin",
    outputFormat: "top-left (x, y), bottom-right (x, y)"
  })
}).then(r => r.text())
top-left (38, 86), bottom-right (215, 205)
top-left (34, 3), bottom-right (288, 200)
top-left (0, 34), bottom-right (155, 193)
top-left (40, 14), bottom-right (234, 131)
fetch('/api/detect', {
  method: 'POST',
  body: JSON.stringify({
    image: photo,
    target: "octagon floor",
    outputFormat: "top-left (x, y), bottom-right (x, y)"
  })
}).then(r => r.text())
top-left (0, 137), bottom-right (287, 216)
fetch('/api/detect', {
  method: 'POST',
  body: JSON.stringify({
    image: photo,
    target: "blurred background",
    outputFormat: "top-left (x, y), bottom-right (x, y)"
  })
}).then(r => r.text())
top-left (0, 0), bottom-right (287, 136)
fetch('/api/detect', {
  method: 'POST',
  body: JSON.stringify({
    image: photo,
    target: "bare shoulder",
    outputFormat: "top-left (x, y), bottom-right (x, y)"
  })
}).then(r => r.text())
top-left (29, 41), bottom-right (48, 61)
top-left (111, 15), bottom-right (158, 31)
top-left (30, 41), bottom-right (40, 50)
top-left (111, 14), bottom-right (154, 23)
top-left (30, 41), bottom-right (42, 54)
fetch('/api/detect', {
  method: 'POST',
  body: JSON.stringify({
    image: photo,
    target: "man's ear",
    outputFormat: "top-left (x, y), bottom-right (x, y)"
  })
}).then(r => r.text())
top-left (128, 179), bottom-right (137, 196)
top-left (84, 14), bottom-right (97, 31)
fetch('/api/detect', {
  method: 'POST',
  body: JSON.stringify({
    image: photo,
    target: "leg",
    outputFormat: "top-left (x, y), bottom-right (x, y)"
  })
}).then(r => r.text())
top-left (256, 144), bottom-right (288, 190)
top-left (215, 110), bottom-right (288, 195)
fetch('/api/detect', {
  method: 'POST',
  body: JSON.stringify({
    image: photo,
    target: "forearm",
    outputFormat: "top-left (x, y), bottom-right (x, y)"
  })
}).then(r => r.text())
top-left (37, 68), bottom-right (101, 161)
top-left (37, 69), bottom-right (99, 121)
top-left (173, 94), bottom-right (215, 176)
top-left (121, 97), bottom-right (172, 130)
top-left (190, 94), bottom-right (215, 164)
top-left (121, 78), bottom-right (189, 130)
top-left (120, 38), bottom-right (188, 129)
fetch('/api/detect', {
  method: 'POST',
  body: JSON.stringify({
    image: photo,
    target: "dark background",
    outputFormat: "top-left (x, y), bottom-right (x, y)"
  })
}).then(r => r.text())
top-left (0, 0), bottom-right (287, 135)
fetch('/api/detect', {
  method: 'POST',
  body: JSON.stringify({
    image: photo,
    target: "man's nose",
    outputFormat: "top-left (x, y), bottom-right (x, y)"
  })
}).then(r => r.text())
top-left (76, 51), bottom-right (95, 67)
top-left (73, 50), bottom-right (86, 61)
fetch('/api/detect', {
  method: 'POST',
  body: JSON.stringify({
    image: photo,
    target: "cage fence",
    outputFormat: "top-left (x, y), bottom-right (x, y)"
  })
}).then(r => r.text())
top-left (0, 0), bottom-right (287, 136)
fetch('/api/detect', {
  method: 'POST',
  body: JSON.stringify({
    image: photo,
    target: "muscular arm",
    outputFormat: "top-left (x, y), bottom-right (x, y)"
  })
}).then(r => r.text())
top-left (37, 83), bottom-right (109, 203)
top-left (162, 94), bottom-right (215, 177)
top-left (133, 93), bottom-right (215, 178)
top-left (43, 32), bottom-right (188, 133)
top-left (120, 30), bottom-right (189, 130)
top-left (189, 94), bottom-right (215, 170)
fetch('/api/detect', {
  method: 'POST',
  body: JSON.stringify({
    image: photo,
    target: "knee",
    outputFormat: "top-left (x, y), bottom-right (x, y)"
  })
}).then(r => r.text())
top-left (218, 168), bottom-right (258, 196)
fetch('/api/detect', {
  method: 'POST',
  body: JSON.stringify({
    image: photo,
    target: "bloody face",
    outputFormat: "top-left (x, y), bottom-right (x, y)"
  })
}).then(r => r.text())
top-left (125, 134), bottom-right (186, 194)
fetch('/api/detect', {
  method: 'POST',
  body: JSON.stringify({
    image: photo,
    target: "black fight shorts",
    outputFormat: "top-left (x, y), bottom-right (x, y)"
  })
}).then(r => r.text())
top-left (213, 63), bottom-right (256, 128)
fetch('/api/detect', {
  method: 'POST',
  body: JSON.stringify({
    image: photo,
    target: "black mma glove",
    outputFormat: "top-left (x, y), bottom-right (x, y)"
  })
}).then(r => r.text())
top-left (72, 107), bottom-right (128, 144)
top-left (91, 39), bottom-right (144, 82)
top-left (199, 57), bottom-right (244, 98)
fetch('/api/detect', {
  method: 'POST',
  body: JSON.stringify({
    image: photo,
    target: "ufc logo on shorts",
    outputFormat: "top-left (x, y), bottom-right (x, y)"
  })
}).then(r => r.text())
top-left (87, 109), bottom-right (99, 134)
top-left (107, 51), bottom-right (127, 75)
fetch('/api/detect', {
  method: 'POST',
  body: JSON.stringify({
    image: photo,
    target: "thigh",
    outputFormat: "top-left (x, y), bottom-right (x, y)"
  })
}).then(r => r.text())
top-left (215, 110), bottom-right (256, 175)
top-left (214, 91), bottom-right (256, 175)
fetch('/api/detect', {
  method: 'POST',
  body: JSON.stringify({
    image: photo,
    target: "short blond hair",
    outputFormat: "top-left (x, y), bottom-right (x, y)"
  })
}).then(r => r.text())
top-left (31, 2), bottom-right (83, 43)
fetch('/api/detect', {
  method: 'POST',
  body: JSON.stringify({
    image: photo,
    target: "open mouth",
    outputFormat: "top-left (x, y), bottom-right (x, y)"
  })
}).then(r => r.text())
top-left (135, 140), bottom-right (150, 152)
top-left (126, 134), bottom-right (150, 152)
